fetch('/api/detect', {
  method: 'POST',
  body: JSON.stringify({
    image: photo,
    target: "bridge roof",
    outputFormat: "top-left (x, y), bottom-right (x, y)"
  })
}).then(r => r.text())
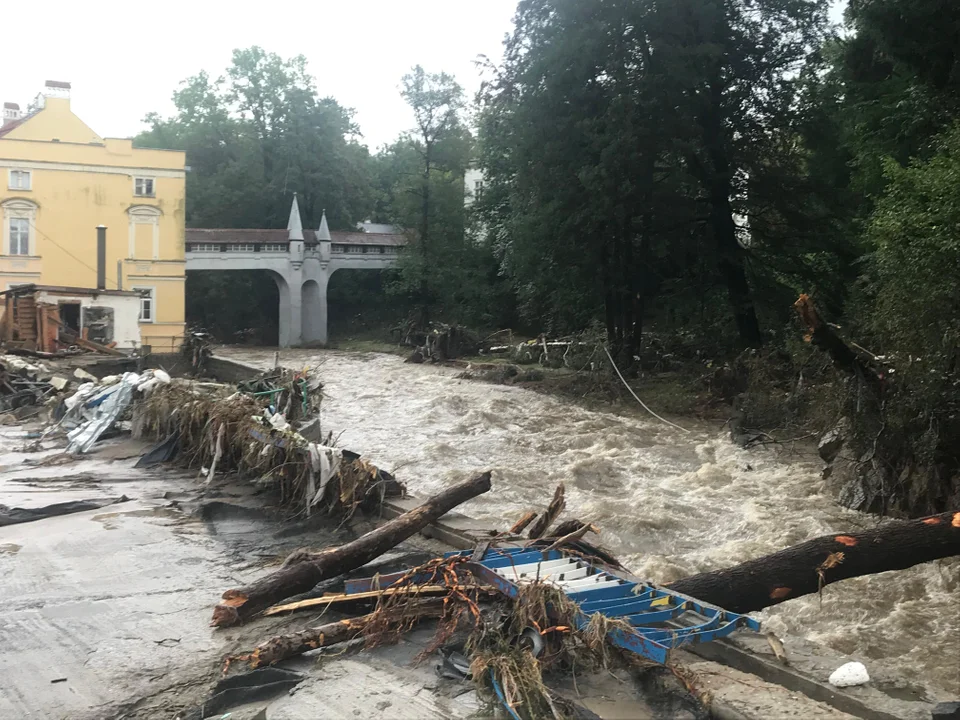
top-left (185, 228), bottom-right (406, 246)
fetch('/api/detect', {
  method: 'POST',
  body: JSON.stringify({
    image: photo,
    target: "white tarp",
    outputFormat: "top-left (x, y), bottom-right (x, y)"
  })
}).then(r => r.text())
top-left (66, 373), bottom-right (140, 453)
top-left (63, 369), bottom-right (171, 453)
top-left (304, 443), bottom-right (343, 515)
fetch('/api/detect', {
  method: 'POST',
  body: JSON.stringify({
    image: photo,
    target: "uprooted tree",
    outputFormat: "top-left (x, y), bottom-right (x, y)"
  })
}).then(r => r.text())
top-left (794, 293), bottom-right (960, 516)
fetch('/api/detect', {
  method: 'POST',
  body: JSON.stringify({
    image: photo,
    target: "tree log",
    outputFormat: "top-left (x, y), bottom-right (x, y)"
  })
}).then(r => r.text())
top-left (239, 601), bottom-right (445, 668)
top-left (793, 294), bottom-right (881, 384)
top-left (212, 472), bottom-right (492, 627)
top-left (669, 510), bottom-right (960, 613)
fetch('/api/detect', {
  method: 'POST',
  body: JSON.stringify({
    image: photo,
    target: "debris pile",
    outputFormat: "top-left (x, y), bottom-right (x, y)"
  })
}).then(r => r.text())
top-left (181, 329), bottom-right (214, 374)
top-left (61, 369), bottom-right (171, 452)
top-left (0, 355), bottom-right (61, 420)
top-left (0, 354), bottom-right (402, 522)
top-left (484, 335), bottom-right (597, 369)
top-left (399, 322), bottom-right (481, 363)
top-left (219, 481), bottom-right (692, 720)
top-left (132, 367), bottom-right (404, 517)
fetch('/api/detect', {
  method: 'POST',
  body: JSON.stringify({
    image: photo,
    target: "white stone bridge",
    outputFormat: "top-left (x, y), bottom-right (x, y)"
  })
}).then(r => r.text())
top-left (185, 197), bottom-right (404, 346)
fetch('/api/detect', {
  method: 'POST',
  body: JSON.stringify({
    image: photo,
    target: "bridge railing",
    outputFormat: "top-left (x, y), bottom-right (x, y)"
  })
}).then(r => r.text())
top-left (186, 243), bottom-right (289, 254)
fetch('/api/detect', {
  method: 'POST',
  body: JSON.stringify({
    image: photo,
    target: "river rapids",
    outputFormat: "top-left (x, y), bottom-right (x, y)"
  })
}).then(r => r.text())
top-left (224, 348), bottom-right (960, 694)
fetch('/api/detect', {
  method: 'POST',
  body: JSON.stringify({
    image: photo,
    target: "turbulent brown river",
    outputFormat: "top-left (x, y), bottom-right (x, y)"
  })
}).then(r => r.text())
top-left (225, 348), bottom-right (960, 694)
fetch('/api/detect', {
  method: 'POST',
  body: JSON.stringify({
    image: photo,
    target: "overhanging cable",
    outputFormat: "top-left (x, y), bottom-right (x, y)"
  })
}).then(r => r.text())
top-left (27, 220), bottom-right (120, 289)
top-left (603, 344), bottom-right (690, 433)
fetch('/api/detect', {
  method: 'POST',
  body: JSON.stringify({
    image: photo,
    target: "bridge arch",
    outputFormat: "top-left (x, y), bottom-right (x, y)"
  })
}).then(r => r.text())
top-left (183, 198), bottom-right (404, 347)
top-left (301, 277), bottom-right (327, 345)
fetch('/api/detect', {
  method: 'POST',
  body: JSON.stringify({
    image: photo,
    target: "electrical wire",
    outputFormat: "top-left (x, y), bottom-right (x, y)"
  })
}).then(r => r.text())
top-left (603, 345), bottom-right (690, 433)
top-left (27, 220), bottom-right (121, 289)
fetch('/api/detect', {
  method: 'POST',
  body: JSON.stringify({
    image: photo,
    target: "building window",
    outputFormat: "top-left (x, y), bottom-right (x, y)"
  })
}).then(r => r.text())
top-left (188, 243), bottom-right (220, 252)
top-left (134, 177), bottom-right (155, 197)
top-left (8, 170), bottom-right (31, 191)
top-left (346, 245), bottom-right (364, 254)
top-left (226, 244), bottom-right (255, 252)
top-left (474, 180), bottom-right (484, 201)
top-left (332, 244), bottom-right (345, 253)
top-left (262, 244), bottom-right (286, 252)
top-left (2, 199), bottom-right (38, 256)
top-left (133, 287), bottom-right (154, 322)
top-left (9, 218), bottom-right (30, 255)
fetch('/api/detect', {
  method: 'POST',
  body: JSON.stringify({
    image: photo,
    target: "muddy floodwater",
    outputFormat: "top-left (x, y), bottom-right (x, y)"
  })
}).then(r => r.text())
top-left (224, 348), bottom-right (960, 695)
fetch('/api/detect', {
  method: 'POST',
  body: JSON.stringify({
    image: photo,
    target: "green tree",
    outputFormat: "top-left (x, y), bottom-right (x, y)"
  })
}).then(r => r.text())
top-left (477, 0), bottom-right (832, 355)
top-left (136, 47), bottom-right (373, 231)
top-left (380, 67), bottom-right (475, 325)
top-left (136, 47), bottom-right (376, 339)
top-left (648, 0), bottom-right (832, 347)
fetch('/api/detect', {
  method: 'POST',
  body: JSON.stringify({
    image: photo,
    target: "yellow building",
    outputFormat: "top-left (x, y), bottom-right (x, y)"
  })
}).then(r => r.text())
top-left (0, 81), bottom-right (185, 351)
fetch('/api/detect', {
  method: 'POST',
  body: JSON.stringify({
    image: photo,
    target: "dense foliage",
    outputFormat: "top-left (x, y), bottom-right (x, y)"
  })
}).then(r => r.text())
top-left (137, 0), bottom-right (960, 514)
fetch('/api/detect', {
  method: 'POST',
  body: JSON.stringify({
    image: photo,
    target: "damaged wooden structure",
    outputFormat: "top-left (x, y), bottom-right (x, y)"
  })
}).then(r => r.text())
top-left (0, 284), bottom-right (140, 354)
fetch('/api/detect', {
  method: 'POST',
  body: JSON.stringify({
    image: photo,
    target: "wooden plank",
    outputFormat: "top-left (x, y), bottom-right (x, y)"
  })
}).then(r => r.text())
top-left (263, 582), bottom-right (495, 616)
top-left (48, 313), bottom-right (125, 356)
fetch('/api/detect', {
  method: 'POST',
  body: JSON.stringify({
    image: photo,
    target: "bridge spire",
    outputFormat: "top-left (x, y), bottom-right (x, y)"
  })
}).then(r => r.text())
top-left (317, 209), bottom-right (331, 242)
top-left (287, 193), bottom-right (304, 241)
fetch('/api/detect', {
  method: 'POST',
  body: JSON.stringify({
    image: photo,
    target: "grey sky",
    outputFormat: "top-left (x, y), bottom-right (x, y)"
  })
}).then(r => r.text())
top-left (2, 0), bottom-right (517, 150)
top-left (3, 0), bottom-right (846, 152)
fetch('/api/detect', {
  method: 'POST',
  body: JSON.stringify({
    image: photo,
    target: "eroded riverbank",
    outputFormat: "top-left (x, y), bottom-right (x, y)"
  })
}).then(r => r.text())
top-left (221, 347), bottom-right (960, 696)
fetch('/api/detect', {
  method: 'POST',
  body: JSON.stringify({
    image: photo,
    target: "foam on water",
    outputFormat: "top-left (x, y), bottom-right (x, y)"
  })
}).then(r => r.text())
top-left (226, 348), bottom-right (960, 693)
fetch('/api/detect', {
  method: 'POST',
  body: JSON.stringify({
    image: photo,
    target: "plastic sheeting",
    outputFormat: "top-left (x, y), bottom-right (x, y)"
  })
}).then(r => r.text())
top-left (65, 373), bottom-right (140, 453)
top-left (304, 443), bottom-right (343, 515)
top-left (62, 369), bottom-right (171, 454)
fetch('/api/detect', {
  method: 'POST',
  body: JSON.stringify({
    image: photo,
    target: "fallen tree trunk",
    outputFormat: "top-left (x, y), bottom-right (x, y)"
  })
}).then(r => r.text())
top-left (238, 601), bottom-right (446, 668)
top-left (793, 294), bottom-right (881, 384)
top-left (212, 472), bottom-right (492, 627)
top-left (669, 510), bottom-right (960, 613)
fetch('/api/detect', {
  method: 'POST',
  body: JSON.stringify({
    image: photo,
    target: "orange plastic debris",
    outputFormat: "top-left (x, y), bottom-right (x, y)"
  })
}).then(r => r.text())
top-left (834, 535), bottom-right (858, 546)
top-left (769, 587), bottom-right (792, 599)
top-left (923, 517), bottom-right (942, 525)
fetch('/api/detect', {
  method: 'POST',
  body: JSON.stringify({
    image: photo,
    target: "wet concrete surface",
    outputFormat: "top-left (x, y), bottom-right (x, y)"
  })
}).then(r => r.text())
top-left (0, 431), bottom-right (359, 719)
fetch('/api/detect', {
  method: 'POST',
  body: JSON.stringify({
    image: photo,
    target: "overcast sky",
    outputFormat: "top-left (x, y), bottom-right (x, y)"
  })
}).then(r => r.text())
top-left (2, 0), bottom-right (846, 152)
top-left (2, 0), bottom-right (517, 151)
